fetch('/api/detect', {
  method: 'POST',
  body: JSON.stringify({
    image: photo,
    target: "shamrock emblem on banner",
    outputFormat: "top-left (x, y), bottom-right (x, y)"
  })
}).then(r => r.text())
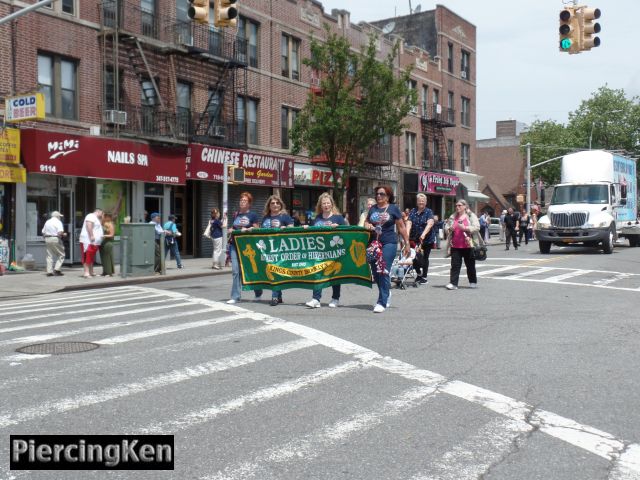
top-left (330, 235), bottom-right (344, 247)
top-left (256, 240), bottom-right (266, 251)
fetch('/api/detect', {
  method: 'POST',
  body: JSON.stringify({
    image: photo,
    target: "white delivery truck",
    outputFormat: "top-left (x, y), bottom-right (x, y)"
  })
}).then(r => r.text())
top-left (536, 150), bottom-right (640, 254)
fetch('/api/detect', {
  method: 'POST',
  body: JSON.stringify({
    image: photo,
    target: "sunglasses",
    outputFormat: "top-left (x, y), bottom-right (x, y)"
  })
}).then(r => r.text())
top-left (375, 192), bottom-right (387, 197)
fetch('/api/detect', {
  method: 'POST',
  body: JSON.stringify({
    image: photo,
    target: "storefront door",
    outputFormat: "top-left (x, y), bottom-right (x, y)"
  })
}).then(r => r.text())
top-left (59, 189), bottom-right (75, 264)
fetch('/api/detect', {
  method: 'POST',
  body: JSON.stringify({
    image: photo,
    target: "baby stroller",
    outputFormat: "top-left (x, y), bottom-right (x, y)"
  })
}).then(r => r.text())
top-left (390, 248), bottom-right (419, 289)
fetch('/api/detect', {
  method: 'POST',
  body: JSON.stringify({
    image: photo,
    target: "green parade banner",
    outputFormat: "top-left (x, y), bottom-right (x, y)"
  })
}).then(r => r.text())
top-left (232, 226), bottom-right (372, 291)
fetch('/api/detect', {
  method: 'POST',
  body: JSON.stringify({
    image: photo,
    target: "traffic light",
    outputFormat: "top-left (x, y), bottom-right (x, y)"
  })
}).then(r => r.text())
top-left (188, 0), bottom-right (209, 24)
top-left (214, 0), bottom-right (238, 28)
top-left (580, 7), bottom-right (601, 51)
top-left (559, 7), bottom-right (580, 54)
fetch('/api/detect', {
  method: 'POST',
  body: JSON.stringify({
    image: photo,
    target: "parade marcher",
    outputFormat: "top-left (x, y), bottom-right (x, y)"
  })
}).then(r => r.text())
top-left (357, 198), bottom-right (375, 227)
top-left (364, 185), bottom-right (410, 313)
top-left (163, 214), bottom-right (184, 269)
top-left (226, 192), bottom-right (261, 304)
top-left (79, 209), bottom-right (104, 278)
top-left (258, 195), bottom-right (294, 306)
top-left (100, 213), bottom-right (115, 276)
top-left (305, 193), bottom-right (347, 308)
top-left (42, 211), bottom-right (66, 276)
top-left (433, 215), bottom-right (444, 249)
top-left (149, 212), bottom-right (165, 274)
top-left (204, 208), bottom-right (224, 269)
top-left (445, 199), bottom-right (479, 290)
top-left (504, 207), bottom-right (520, 250)
top-left (518, 209), bottom-right (530, 246)
top-left (404, 193), bottom-right (434, 285)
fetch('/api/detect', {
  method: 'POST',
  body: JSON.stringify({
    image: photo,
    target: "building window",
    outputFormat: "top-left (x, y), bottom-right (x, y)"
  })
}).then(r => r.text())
top-left (281, 106), bottom-right (298, 149)
top-left (207, 88), bottom-right (223, 132)
top-left (447, 43), bottom-right (453, 73)
top-left (432, 88), bottom-right (439, 108)
top-left (447, 140), bottom-right (454, 170)
top-left (421, 85), bottom-right (428, 116)
top-left (104, 66), bottom-right (123, 110)
top-left (238, 17), bottom-right (259, 67)
top-left (461, 96), bottom-right (471, 127)
top-left (461, 50), bottom-right (470, 80)
top-left (38, 53), bottom-right (78, 120)
top-left (447, 91), bottom-right (454, 124)
top-left (405, 132), bottom-right (416, 167)
top-left (44, 0), bottom-right (75, 15)
top-left (461, 143), bottom-right (470, 171)
top-left (281, 33), bottom-right (300, 80)
top-left (238, 96), bottom-right (258, 144)
top-left (422, 136), bottom-right (430, 169)
top-left (176, 81), bottom-right (192, 138)
top-left (408, 80), bottom-right (417, 114)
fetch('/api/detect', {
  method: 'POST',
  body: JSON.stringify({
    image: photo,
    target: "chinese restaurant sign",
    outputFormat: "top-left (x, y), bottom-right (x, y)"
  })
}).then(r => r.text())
top-left (418, 171), bottom-right (460, 196)
top-left (233, 226), bottom-right (372, 291)
top-left (187, 144), bottom-right (294, 188)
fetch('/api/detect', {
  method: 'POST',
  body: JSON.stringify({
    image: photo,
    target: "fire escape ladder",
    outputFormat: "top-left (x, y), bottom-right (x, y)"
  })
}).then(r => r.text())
top-left (194, 60), bottom-right (233, 137)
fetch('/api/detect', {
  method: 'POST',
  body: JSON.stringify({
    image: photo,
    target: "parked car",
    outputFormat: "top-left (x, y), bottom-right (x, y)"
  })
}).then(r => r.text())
top-left (489, 217), bottom-right (501, 236)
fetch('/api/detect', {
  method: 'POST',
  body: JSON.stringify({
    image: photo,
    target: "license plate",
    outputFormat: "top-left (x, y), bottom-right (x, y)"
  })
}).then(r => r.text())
top-left (562, 238), bottom-right (574, 243)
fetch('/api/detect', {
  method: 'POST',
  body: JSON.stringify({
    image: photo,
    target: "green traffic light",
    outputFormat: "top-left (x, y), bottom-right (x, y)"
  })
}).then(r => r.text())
top-left (561, 38), bottom-right (572, 50)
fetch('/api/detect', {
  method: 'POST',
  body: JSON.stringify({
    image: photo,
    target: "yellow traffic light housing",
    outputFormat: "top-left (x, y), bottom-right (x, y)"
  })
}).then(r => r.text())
top-left (580, 7), bottom-right (601, 51)
top-left (188, 0), bottom-right (209, 24)
top-left (559, 7), bottom-right (580, 54)
top-left (214, 0), bottom-right (238, 28)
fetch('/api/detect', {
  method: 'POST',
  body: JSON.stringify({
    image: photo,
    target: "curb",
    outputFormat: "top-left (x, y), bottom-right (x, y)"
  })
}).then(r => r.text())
top-left (59, 270), bottom-right (229, 292)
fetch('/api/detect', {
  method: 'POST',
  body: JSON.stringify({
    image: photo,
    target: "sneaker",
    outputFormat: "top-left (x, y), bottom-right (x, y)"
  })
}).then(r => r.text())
top-left (469, 283), bottom-right (477, 289)
top-left (226, 299), bottom-right (238, 304)
top-left (386, 291), bottom-right (391, 308)
top-left (305, 299), bottom-right (321, 308)
top-left (270, 298), bottom-right (279, 306)
top-left (254, 295), bottom-right (262, 302)
top-left (178, 265), bottom-right (184, 269)
top-left (418, 277), bottom-right (428, 285)
top-left (328, 299), bottom-right (339, 308)
top-left (446, 283), bottom-right (458, 290)
top-left (278, 297), bottom-right (283, 304)
top-left (373, 304), bottom-right (386, 313)
top-left (46, 273), bottom-right (54, 277)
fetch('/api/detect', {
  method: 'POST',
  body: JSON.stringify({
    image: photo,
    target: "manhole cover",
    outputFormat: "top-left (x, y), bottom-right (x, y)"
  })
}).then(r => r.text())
top-left (16, 342), bottom-right (99, 355)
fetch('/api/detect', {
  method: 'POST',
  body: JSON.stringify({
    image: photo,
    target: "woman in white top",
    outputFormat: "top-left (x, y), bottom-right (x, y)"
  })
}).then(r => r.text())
top-left (79, 209), bottom-right (104, 278)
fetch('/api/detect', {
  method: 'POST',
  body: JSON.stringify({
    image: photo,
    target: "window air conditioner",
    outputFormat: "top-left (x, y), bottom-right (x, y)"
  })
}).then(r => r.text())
top-left (460, 71), bottom-right (467, 79)
top-left (211, 125), bottom-right (226, 138)
top-left (464, 165), bottom-right (471, 173)
top-left (103, 110), bottom-right (127, 125)
top-left (310, 77), bottom-right (320, 87)
top-left (436, 104), bottom-right (442, 114)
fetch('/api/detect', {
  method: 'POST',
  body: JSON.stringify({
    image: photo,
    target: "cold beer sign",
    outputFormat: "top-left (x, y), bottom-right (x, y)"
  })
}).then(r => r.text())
top-left (5, 94), bottom-right (45, 122)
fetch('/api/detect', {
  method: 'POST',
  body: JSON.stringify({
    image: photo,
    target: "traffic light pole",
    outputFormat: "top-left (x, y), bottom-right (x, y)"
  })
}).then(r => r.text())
top-left (0, 0), bottom-right (54, 26)
top-left (526, 143), bottom-right (531, 215)
top-left (222, 155), bottom-right (229, 252)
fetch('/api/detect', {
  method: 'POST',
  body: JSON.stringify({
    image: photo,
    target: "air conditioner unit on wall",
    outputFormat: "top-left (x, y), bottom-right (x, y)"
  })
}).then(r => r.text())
top-left (103, 110), bottom-right (127, 125)
top-left (464, 165), bottom-right (471, 173)
top-left (460, 71), bottom-right (467, 79)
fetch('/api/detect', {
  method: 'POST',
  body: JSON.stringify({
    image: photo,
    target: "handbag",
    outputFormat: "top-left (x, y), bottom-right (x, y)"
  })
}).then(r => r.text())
top-left (203, 222), bottom-right (212, 239)
top-left (472, 234), bottom-right (487, 261)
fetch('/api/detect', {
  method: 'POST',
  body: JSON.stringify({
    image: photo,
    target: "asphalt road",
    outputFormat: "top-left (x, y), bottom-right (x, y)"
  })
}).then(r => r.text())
top-left (1, 241), bottom-right (640, 479)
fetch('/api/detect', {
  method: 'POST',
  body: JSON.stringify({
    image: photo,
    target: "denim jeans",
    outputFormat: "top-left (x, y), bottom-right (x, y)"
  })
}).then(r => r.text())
top-left (312, 285), bottom-right (341, 301)
top-left (371, 242), bottom-right (397, 307)
top-left (230, 245), bottom-right (261, 301)
top-left (164, 238), bottom-right (182, 267)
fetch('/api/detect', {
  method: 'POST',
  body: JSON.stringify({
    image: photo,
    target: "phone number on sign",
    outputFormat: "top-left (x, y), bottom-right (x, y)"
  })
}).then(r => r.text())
top-left (155, 175), bottom-right (179, 183)
top-left (40, 164), bottom-right (57, 173)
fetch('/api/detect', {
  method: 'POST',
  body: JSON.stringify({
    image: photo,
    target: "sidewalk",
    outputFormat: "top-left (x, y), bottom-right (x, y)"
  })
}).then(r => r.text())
top-left (0, 257), bottom-right (227, 299)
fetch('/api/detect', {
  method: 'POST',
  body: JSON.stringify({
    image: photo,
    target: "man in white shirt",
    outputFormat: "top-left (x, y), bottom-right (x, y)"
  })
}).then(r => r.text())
top-left (41, 211), bottom-right (67, 276)
top-left (79, 208), bottom-right (104, 278)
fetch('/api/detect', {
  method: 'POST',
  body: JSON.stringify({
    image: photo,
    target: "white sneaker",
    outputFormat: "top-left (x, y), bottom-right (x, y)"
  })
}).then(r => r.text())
top-left (305, 299), bottom-right (321, 308)
top-left (254, 296), bottom-right (262, 302)
top-left (373, 304), bottom-right (386, 313)
top-left (328, 299), bottom-right (339, 308)
top-left (226, 299), bottom-right (238, 304)
top-left (469, 283), bottom-right (477, 289)
top-left (445, 283), bottom-right (458, 290)
top-left (386, 291), bottom-right (391, 308)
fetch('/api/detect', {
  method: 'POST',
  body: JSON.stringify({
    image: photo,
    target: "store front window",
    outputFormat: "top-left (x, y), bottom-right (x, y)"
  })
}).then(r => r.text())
top-left (144, 182), bottom-right (163, 222)
top-left (26, 175), bottom-right (57, 240)
top-left (97, 180), bottom-right (128, 235)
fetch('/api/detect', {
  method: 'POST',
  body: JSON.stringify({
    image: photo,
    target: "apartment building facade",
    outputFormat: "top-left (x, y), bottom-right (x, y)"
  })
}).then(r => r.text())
top-left (0, 0), bottom-right (479, 266)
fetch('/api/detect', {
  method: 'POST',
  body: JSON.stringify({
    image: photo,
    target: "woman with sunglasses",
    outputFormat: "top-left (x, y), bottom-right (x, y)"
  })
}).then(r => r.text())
top-left (445, 199), bottom-right (480, 290)
top-left (364, 185), bottom-right (410, 313)
top-left (259, 195), bottom-right (294, 306)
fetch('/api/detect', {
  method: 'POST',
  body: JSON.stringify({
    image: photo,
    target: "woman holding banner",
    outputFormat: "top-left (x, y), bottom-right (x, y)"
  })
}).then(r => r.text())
top-left (305, 193), bottom-right (347, 309)
top-left (364, 185), bottom-right (410, 313)
top-left (226, 192), bottom-right (261, 305)
top-left (259, 195), bottom-right (294, 306)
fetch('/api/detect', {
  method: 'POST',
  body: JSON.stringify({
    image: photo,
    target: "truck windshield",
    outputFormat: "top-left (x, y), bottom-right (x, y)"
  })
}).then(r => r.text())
top-left (551, 185), bottom-right (609, 205)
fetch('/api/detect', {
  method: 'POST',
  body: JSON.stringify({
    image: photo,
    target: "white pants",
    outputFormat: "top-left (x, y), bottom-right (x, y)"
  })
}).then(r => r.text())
top-left (212, 237), bottom-right (223, 267)
top-left (45, 237), bottom-right (65, 273)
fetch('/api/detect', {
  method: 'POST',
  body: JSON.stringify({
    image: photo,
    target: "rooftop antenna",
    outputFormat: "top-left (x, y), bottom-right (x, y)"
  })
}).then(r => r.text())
top-left (382, 21), bottom-right (396, 35)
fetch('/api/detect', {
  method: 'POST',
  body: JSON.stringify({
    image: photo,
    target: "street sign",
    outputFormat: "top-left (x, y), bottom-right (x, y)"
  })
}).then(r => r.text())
top-left (5, 93), bottom-right (45, 122)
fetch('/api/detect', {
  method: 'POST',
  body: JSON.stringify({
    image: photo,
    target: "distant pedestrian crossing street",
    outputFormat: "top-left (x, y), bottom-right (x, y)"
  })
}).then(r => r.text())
top-left (1, 286), bottom-right (639, 479)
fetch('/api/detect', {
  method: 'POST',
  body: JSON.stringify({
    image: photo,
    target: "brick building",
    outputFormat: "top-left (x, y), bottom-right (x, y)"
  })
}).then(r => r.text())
top-left (0, 0), bottom-right (479, 266)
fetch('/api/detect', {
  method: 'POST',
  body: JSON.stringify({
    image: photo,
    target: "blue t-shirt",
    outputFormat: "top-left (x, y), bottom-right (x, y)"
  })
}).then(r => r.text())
top-left (210, 218), bottom-right (223, 239)
top-left (163, 221), bottom-right (178, 235)
top-left (367, 204), bottom-right (402, 245)
top-left (231, 211), bottom-right (259, 231)
top-left (261, 214), bottom-right (294, 229)
top-left (313, 214), bottom-right (346, 226)
top-left (408, 207), bottom-right (435, 244)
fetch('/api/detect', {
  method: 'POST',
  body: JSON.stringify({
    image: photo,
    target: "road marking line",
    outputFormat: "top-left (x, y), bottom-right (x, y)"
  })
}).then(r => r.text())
top-left (0, 339), bottom-right (314, 429)
top-left (1, 290), bottom-right (155, 314)
top-left (0, 286), bottom-right (143, 309)
top-left (508, 267), bottom-right (555, 279)
top-left (141, 360), bottom-right (367, 434)
top-left (544, 270), bottom-right (592, 282)
top-left (475, 265), bottom-right (520, 276)
top-left (409, 417), bottom-right (532, 480)
top-left (610, 444), bottom-right (640, 480)
top-left (204, 385), bottom-right (437, 480)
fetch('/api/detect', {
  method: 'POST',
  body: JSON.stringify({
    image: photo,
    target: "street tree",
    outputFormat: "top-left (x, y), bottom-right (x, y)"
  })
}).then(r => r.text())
top-left (290, 26), bottom-right (417, 210)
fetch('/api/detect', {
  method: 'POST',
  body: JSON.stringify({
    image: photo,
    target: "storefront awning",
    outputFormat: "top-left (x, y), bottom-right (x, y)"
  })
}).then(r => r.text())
top-left (21, 129), bottom-right (186, 185)
top-left (466, 189), bottom-right (490, 201)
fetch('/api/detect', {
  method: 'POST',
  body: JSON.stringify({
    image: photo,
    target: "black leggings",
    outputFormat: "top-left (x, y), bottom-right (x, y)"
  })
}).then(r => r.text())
top-left (413, 242), bottom-right (433, 279)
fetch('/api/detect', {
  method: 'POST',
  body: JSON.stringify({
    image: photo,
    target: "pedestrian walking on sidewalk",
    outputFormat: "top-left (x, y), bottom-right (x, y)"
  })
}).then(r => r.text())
top-left (42, 211), bottom-right (66, 276)
top-left (445, 200), bottom-right (479, 290)
top-left (100, 213), bottom-right (115, 276)
top-left (79, 209), bottom-right (104, 278)
top-left (204, 208), bottom-right (224, 269)
top-left (163, 215), bottom-right (183, 269)
top-left (149, 212), bottom-right (165, 273)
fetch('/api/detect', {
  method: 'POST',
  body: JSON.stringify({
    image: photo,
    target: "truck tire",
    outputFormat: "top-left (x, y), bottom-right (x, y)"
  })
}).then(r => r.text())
top-left (602, 227), bottom-right (615, 254)
top-left (539, 241), bottom-right (551, 254)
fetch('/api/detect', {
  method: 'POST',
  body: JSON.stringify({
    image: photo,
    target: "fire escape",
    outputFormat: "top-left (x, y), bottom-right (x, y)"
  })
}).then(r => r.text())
top-left (98, 0), bottom-right (247, 146)
top-left (420, 104), bottom-right (455, 171)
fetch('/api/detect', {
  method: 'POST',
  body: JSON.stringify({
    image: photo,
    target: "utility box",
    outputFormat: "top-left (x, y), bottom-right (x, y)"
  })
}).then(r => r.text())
top-left (120, 223), bottom-right (155, 277)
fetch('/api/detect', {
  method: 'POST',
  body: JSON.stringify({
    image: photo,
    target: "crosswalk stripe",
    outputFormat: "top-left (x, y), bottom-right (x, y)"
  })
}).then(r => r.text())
top-left (0, 286), bottom-right (141, 308)
top-left (1, 290), bottom-right (155, 314)
top-left (475, 265), bottom-right (520, 276)
top-left (545, 270), bottom-right (592, 282)
top-left (0, 339), bottom-right (315, 429)
top-left (140, 360), bottom-right (367, 434)
top-left (204, 385), bottom-right (437, 480)
top-left (409, 417), bottom-right (532, 480)
top-left (507, 266), bottom-right (554, 279)
top-left (609, 444), bottom-right (640, 480)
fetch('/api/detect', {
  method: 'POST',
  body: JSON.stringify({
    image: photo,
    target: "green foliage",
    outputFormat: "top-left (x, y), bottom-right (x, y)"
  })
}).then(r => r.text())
top-left (290, 25), bottom-right (417, 209)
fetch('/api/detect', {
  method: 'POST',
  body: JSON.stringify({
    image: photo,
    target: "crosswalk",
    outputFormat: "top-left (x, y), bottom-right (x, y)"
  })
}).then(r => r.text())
top-left (1, 286), bottom-right (639, 479)
top-left (427, 260), bottom-right (640, 292)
